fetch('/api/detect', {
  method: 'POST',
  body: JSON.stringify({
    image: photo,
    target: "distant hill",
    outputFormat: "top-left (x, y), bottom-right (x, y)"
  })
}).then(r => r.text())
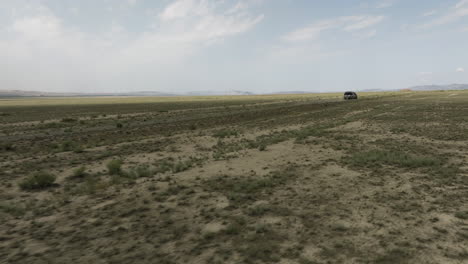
top-left (2, 84), bottom-right (467, 98)
top-left (0, 89), bottom-right (257, 97)
top-left (185, 90), bottom-right (254, 96)
top-left (407, 84), bottom-right (468, 91)
top-left (0, 90), bottom-right (177, 97)
top-left (359, 84), bottom-right (468, 92)
top-left (358, 89), bottom-right (390, 92)
top-left (270, 91), bottom-right (313, 94)
top-left (0, 90), bottom-right (79, 97)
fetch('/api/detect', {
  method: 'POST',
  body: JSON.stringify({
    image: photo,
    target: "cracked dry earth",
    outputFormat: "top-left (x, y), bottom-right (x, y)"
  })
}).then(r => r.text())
top-left (0, 91), bottom-right (467, 264)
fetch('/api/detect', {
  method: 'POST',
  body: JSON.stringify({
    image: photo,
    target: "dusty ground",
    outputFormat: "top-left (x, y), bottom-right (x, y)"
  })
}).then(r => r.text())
top-left (0, 91), bottom-right (467, 264)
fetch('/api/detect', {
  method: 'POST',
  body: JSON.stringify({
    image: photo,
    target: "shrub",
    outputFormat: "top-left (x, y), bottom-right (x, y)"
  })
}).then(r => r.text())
top-left (61, 118), bottom-right (77, 123)
top-left (19, 172), bottom-right (56, 190)
top-left (258, 144), bottom-right (267, 151)
top-left (172, 160), bottom-right (193, 173)
top-left (107, 159), bottom-right (122, 175)
top-left (71, 166), bottom-right (87, 178)
top-left (154, 160), bottom-right (174, 174)
top-left (0, 203), bottom-right (26, 217)
top-left (455, 211), bottom-right (468, 220)
top-left (293, 126), bottom-right (328, 141)
top-left (213, 129), bottom-right (239, 138)
top-left (132, 165), bottom-right (153, 178)
top-left (116, 123), bottom-right (123, 129)
top-left (1, 143), bottom-right (15, 151)
top-left (60, 140), bottom-right (84, 153)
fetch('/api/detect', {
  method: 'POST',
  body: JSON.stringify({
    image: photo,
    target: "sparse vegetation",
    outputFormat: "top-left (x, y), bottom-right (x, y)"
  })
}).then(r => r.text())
top-left (61, 117), bottom-right (78, 123)
top-left (0, 203), bottom-right (26, 217)
top-left (1, 91), bottom-right (468, 263)
top-left (206, 169), bottom-right (297, 206)
top-left (19, 172), bottom-right (56, 190)
top-left (71, 166), bottom-right (87, 178)
top-left (455, 211), bottom-right (468, 220)
top-left (107, 159), bottom-right (123, 175)
top-left (129, 165), bottom-right (153, 178)
top-left (213, 129), bottom-right (240, 138)
top-left (348, 149), bottom-right (440, 168)
top-left (0, 143), bottom-right (15, 151)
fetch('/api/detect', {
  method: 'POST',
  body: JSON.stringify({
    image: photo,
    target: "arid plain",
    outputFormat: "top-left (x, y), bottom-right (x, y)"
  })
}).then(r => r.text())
top-left (0, 91), bottom-right (467, 264)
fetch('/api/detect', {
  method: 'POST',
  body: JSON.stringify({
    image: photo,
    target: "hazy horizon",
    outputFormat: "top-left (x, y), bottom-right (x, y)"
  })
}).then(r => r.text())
top-left (1, 0), bottom-right (468, 94)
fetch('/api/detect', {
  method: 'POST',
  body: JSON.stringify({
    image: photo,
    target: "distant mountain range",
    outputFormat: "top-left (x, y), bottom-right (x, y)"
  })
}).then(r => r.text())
top-left (0, 90), bottom-right (178, 97)
top-left (1, 84), bottom-right (467, 97)
top-left (406, 84), bottom-right (468, 91)
top-left (359, 84), bottom-right (468, 92)
top-left (0, 89), bottom-right (257, 97)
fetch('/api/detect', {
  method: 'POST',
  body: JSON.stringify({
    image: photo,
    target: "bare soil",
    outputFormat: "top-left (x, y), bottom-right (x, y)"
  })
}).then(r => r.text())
top-left (0, 91), bottom-right (467, 264)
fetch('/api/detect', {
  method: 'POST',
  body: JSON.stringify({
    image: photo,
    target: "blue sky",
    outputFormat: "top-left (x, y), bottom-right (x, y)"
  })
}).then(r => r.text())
top-left (1, 0), bottom-right (468, 93)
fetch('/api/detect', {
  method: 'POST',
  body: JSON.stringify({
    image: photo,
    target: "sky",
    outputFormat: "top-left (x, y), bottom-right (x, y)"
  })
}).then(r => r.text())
top-left (1, 0), bottom-right (468, 94)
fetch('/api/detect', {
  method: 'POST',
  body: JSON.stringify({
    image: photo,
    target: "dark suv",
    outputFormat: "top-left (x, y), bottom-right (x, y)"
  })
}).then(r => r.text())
top-left (344, 91), bottom-right (358, 100)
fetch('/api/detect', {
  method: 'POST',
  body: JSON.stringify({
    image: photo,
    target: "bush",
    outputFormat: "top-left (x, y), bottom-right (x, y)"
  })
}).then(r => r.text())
top-left (1, 143), bottom-right (15, 151)
top-left (61, 118), bottom-right (77, 123)
top-left (213, 129), bottom-right (239, 138)
top-left (154, 160), bottom-right (174, 174)
top-left (19, 172), bottom-right (56, 190)
top-left (455, 211), bottom-right (468, 220)
top-left (0, 203), bottom-right (26, 217)
top-left (173, 160), bottom-right (193, 173)
top-left (107, 159), bottom-right (122, 175)
top-left (116, 123), bottom-right (123, 129)
top-left (71, 166), bottom-right (87, 178)
top-left (60, 140), bottom-right (81, 152)
top-left (129, 165), bottom-right (153, 178)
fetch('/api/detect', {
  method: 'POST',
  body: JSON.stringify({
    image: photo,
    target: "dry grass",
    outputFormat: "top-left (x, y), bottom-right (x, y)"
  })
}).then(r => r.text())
top-left (0, 90), bottom-right (467, 263)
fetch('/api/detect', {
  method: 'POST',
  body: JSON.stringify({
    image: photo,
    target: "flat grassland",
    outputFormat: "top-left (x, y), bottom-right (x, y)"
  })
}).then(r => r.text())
top-left (0, 91), bottom-right (467, 264)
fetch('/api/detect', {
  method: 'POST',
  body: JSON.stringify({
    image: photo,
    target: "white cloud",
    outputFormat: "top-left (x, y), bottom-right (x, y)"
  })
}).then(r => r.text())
top-left (456, 0), bottom-right (468, 9)
top-left (422, 10), bottom-right (437, 17)
top-left (282, 15), bottom-right (385, 42)
top-left (282, 20), bottom-right (337, 42)
top-left (376, 0), bottom-right (395, 9)
top-left (354, 29), bottom-right (377, 38)
top-left (159, 0), bottom-right (210, 21)
top-left (422, 0), bottom-right (468, 28)
top-left (456, 67), bottom-right (465, 72)
top-left (0, 1), bottom-right (264, 92)
top-left (343, 16), bottom-right (385, 31)
top-left (276, 14), bottom-right (383, 64)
